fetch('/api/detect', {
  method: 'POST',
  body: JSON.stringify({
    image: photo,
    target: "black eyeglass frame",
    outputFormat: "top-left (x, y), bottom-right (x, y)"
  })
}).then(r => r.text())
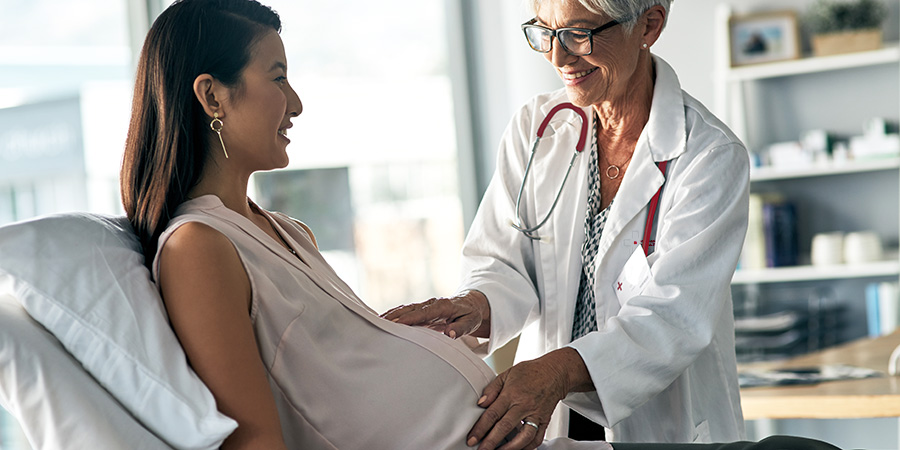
top-left (521, 18), bottom-right (623, 56)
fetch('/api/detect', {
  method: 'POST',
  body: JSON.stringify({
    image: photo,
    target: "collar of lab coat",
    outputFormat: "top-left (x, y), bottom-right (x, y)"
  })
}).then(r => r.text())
top-left (598, 56), bottom-right (687, 265)
top-left (645, 54), bottom-right (688, 163)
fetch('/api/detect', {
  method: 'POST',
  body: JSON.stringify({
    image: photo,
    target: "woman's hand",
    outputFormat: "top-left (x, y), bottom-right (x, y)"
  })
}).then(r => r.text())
top-left (468, 348), bottom-right (594, 450)
top-left (381, 290), bottom-right (491, 339)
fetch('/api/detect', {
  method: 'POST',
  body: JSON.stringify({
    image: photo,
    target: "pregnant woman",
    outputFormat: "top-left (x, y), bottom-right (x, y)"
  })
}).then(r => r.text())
top-left (120, 1), bottom-right (504, 448)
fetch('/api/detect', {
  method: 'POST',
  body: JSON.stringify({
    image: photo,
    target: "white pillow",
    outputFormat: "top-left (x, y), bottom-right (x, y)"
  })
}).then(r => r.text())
top-left (0, 293), bottom-right (171, 450)
top-left (0, 213), bottom-right (237, 450)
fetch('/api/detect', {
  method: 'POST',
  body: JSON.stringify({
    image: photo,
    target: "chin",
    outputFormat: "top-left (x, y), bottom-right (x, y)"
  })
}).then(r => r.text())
top-left (271, 144), bottom-right (290, 169)
top-left (275, 153), bottom-right (291, 169)
top-left (273, 157), bottom-right (289, 170)
top-left (564, 90), bottom-right (593, 109)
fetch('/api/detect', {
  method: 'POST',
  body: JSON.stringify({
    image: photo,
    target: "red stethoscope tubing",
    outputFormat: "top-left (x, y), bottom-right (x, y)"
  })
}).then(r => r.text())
top-left (537, 103), bottom-right (589, 152)
top-left (643, 160), bottom-right (669, 256)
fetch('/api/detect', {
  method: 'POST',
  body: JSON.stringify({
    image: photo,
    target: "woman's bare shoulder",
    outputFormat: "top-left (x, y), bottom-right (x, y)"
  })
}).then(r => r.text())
top-left (158, 221), bottom-right (250, 308)
top-left (163, 221), bottom-right (234, 256)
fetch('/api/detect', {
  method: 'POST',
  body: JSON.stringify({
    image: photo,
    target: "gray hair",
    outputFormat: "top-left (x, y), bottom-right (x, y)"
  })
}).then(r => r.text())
top-left (528, 0), bottom-right (673, 34)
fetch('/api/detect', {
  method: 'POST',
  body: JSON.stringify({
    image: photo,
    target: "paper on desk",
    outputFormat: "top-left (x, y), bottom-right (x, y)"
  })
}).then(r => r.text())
top-left (739, 364), bottom-right (883, 388)
top-left (735, 311), bottom-right (802, 333)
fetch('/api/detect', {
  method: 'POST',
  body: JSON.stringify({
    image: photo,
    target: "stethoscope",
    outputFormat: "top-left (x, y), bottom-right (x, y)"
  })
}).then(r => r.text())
top-left (510, 102), bottom-right (670, 256)
top-left (510, 102), bottom-right (588, 240)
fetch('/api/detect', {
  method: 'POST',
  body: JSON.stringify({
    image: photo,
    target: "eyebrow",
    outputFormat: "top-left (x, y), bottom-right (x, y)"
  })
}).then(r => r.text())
top-left (536, 17), bottom-right (601, 29)
top-left (269, 61), bottom-right (287, 72)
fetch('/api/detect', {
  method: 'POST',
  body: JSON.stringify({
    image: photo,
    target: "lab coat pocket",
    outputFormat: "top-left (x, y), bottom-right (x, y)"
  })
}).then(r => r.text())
top-left (613, 246), bottom-right (652, 305)
top-left (691, 420), bottom-right (711, 443)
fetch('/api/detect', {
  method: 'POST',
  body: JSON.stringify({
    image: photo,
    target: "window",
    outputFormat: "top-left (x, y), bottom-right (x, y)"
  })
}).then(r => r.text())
top-left (0, 0), bottom-right (134, 221)
top-left (256, 0), bottom-right (465, 313)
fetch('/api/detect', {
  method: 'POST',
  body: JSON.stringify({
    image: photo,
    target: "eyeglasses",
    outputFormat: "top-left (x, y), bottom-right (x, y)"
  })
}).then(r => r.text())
top-left (521, 18), bottom-right (622, 56)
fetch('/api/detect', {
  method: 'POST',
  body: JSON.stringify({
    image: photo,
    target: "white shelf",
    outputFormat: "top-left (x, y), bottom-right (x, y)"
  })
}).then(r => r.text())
top-left (726, 43), bottom-right (900, 82)
top-left (750, 158), bottom-right (900, 181)
top-left (733, 260), bottom-right (900, 285)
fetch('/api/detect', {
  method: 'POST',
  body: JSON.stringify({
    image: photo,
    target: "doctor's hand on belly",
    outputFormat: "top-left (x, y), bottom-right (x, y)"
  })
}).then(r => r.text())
top-left (381, 290), bottom-right (492, 339)
top-left (383, 294), bottom-right (596, 450)
top-left (467, 347), bottom-right (594, 450)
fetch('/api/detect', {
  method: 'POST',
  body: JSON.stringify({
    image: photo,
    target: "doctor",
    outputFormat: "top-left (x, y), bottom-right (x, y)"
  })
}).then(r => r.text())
top-left (384, 0), bottom-right (748, 448)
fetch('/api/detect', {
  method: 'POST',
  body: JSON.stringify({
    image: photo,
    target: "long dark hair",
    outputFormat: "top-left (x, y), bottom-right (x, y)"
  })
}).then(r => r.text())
top-left (121, 0), bottom-right (281, 261)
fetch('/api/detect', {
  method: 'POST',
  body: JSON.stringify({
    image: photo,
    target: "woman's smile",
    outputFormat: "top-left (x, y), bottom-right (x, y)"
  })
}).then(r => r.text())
top-left (559, 66), bottom-right (598, 86)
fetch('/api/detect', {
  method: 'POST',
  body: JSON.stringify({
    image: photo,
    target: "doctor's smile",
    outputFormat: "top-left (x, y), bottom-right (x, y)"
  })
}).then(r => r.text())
top-left (560, 67), bottom-right (598, 85)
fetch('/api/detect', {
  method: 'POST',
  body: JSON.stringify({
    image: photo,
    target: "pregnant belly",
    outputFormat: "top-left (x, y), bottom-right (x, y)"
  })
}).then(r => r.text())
top-left (270, 313), bottom-right (496, 449)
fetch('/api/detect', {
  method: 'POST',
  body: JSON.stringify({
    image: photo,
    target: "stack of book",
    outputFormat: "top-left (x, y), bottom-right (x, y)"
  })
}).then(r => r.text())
top-left (865, 281), bottom-right (900, 337)
top-left (740, 193), bottom-right (798, 270)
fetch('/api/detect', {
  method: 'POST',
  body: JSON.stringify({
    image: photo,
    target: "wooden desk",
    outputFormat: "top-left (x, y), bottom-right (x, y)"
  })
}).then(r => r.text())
top-left (739, 330), bottom-right (900, 420)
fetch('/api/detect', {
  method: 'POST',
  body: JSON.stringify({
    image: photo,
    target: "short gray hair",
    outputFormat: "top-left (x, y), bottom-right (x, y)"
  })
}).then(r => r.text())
top-left (528, 0), bottom-right (673, 34)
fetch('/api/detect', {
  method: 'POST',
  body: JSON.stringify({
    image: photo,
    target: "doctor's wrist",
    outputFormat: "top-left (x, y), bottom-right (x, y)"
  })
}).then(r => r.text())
top-left (459, 290), bottom-right (491, 338)
top-left (545, 347), bottom-right (595, 395)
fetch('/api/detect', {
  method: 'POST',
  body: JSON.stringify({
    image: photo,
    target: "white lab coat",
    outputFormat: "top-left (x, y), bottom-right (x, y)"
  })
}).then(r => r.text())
top-left (459, 56), bottom-right (748, 444)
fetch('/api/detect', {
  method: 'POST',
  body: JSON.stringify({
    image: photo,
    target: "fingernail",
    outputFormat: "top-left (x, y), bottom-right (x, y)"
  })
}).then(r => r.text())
top-left (477, 395), bottom-right (487, 405)
top-left (391, 318), bottom-right (399, 322)
top-left (448, 330), bottom-right (457, 339)
top-left (467, 436), bottom-right (478, 447)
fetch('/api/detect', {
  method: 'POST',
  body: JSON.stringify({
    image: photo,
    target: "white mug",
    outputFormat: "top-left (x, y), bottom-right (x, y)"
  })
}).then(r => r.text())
top-left (811, 232), bottom-right (844, 266)
top-left (843, 231), bottom-right (882, 265)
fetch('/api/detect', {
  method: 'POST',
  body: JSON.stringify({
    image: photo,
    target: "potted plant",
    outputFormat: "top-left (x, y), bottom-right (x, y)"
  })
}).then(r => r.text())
top-left (805, 0), bottom-right (887, 56)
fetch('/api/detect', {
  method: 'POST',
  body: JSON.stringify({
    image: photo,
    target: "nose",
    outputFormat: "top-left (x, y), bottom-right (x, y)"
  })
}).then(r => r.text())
top-left (287, 83), bottom-right (302, 117)
top-left (547, 37), bottom-right (576, 68)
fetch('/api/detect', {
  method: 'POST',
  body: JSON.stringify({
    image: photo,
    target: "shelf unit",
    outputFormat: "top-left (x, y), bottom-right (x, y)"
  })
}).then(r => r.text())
top-left (736, 158), bottom-right (900, 286)
top-left (714, 5), bottom-right (900, 148)
top-left (733, 260), bottom-right (900, 285)
top-left (726, 44), bottom-right (900, 83)
top-left (749, 157), bottom-right (900, 181)
top-left (715, 3), bottom-right (900, 347)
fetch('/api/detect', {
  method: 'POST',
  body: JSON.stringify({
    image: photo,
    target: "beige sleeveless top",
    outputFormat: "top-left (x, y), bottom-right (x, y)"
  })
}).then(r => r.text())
top-left (155, 195), bottom-right (496, 449)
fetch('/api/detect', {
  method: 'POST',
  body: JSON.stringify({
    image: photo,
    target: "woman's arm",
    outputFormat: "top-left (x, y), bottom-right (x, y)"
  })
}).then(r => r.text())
top-left (158, 222), bottom-right (287, 450)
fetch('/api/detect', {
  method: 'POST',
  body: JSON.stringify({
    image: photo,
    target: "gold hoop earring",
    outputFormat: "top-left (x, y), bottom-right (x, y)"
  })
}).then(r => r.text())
top-left (210, 112), bottom-right (228, 159)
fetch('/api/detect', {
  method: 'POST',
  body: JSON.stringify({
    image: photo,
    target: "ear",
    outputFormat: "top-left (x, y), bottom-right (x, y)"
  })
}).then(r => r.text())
top-left (193, 74), bottom-right (225, 118)
top-left (640, 5), bottom-right (666, 48)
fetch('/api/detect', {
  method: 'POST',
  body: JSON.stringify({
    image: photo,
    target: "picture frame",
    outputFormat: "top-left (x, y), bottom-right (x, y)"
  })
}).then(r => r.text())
top-left (729, 11), bottom-right (801, 67)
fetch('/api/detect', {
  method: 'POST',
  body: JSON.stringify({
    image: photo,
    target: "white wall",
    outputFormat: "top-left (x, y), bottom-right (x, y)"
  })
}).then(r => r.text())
top-left (652, 0), bottom-right (720, 109)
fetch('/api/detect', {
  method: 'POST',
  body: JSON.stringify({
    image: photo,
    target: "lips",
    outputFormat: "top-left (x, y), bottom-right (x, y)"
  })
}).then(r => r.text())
top-left (278, 122), bottom-right (292, 141)
top-left (561, 67), bottom-right (597, 80)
